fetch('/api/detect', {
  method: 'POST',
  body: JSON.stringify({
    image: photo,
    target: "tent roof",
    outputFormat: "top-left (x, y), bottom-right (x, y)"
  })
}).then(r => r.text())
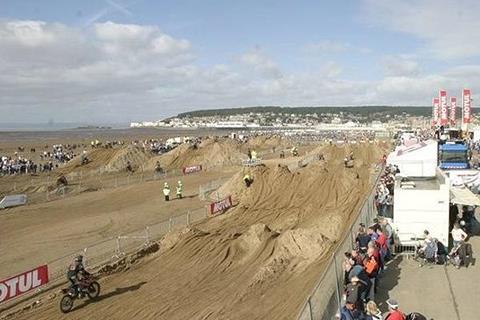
top-left (450, 187), bottom-right (480, 206)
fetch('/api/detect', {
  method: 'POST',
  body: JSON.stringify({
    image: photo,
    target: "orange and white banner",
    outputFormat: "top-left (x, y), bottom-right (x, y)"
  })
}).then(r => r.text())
top-left (432, 98), bottom-right (440, 126)
top-left (439, 90), bottom-right (448, 126)
top-left (462, 89), bottom-right (472, 124)
top-left (450, 97), bottom-right (457, 125)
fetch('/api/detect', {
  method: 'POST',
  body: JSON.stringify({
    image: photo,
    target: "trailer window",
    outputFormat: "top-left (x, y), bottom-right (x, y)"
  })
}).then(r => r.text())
top-left (440, 151), bottom-right (468, 162)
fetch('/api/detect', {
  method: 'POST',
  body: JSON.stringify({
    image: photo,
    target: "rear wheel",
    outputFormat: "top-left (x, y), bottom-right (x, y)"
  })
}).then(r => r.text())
top-left (86, 281), bottom-right (100, 299)
top-left (60, 295), bottom-right (74, 313)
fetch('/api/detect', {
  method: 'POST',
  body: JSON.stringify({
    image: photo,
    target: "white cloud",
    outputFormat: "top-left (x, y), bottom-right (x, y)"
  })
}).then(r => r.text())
top-left (305, 40), bottom-right (349, 54)
top-left (382, 55), bottom-right (420, 77)
top-left (321, 61), bottom-right (343, 78)
top-left (1, 19), bottom-right (480, 123)
top-left (363, 0), bottom-right (480, 59)
top-left (239, 49), bottom-right (283, 80)
top-left (304, 40), bottom-right (371, 55)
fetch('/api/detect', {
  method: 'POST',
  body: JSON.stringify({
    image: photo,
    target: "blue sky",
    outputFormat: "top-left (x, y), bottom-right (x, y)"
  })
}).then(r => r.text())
top-left (0, 0), bottom-right (414, 78)
top-left (0, 0), bottom-right (479, 123)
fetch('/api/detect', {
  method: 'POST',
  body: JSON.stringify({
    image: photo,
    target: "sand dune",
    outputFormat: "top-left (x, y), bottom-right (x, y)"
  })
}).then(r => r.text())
top-left (58, 146), bottom-right (152, 175)
top-left (151, 138), bottom-right (247, 170)
top-left (9, 142), bottom-right (384, 320)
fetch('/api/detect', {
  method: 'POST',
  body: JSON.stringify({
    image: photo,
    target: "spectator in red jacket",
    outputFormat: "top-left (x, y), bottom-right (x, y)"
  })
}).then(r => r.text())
top-left (385, 299), bottom-right (405, 320)
top-left (376, 229), bottom-right (388, 272)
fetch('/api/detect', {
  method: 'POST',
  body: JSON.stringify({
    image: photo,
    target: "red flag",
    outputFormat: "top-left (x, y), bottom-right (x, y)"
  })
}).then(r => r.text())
top-left (432, 98), bottom-right (440, 126)
top-left (439, 89), bottom-right (448, 126)
top-left (462, 89), bottom-right (472, 124)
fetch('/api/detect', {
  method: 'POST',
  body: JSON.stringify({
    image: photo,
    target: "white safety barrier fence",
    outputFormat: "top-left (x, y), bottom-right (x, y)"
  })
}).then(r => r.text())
top-left (198, 178), bottom-right (230, 201)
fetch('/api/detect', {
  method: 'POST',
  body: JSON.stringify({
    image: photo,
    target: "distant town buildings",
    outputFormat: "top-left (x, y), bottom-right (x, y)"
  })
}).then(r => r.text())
top-left (130, 109), bottom-right (436, 132)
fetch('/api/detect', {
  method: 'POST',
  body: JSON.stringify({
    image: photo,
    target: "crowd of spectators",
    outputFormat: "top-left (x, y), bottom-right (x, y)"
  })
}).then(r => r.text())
top-left (338, 166), bottom-right (430, 320)
top-left (1, 144), bottom-right (83, 176)
top-left (41, 144), bottom-right (76, 163)
top-left (1, 156), bottom-right (40, 175)
top-left (415, 211), bottom-right (474, 270)
top-left (374, 165), bottom-right (397, 219)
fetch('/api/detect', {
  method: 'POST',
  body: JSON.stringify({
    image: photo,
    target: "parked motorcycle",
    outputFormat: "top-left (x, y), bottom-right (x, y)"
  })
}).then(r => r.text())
top-left (60, 274), bottom-right (100, 313)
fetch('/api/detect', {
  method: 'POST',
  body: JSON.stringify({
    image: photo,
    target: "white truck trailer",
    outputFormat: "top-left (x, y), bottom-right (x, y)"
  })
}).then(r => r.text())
top-left (393, 169), bottom-right (450, 246)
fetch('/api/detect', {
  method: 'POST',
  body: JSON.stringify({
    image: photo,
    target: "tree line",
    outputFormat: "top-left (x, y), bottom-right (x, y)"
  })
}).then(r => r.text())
top-left (177, 106), bottom-right (432, 119)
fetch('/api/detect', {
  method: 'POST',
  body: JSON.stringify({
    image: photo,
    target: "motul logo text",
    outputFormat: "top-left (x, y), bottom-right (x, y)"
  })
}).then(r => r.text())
top-left (0, 265), bottom-right (49, 303)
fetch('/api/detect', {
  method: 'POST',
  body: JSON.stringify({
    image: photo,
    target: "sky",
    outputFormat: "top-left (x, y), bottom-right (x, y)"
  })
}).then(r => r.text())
top-left (0, 0), bottom-right (480, 123)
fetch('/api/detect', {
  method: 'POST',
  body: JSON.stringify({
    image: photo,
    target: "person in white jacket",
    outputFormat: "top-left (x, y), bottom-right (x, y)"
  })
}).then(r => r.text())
top-left (163, 182), bottom-right (171, 201)
top-left (451, 222), bottom-right (468, 247)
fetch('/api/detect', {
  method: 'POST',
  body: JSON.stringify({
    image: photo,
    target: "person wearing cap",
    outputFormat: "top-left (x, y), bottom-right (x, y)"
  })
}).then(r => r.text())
top-left (163, 182), bottom-right (171, 201)
top-left (385, 299), bottom-right (405, 320)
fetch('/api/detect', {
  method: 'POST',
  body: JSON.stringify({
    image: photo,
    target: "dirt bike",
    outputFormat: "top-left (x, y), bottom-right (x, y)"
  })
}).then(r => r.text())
top-left (60, 274), bottom-right (100, 313)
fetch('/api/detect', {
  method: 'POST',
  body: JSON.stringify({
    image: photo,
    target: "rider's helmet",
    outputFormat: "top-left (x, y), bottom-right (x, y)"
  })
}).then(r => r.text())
top-left (74, 255), bottom-right (83, 263)
top-left (178, 181), bottom-right (182, 185)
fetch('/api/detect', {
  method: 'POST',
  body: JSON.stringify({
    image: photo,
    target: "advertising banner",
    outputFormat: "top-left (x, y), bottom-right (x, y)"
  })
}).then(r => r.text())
top-left (432, 98), bottom-right (440, 126)
top-left (463, 89), bottom-right (472, 124)
top-left (439, 90), bottom-right (448, 125)
top-left (182, 165), bottom-right (202, 175)
top-left (209, 196), bottom-right (233, 216)
top-left (0, 265), bottom-right (49, 304)
top-left (450, 97), bottom-right (457, 125)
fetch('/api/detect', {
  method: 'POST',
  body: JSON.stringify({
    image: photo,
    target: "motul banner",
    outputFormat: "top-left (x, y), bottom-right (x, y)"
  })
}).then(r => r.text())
top-left (450, 97), bottom-right (457, 125)
top-left (432, 98), bottom-right (440, 126)
top-left (209, 195), bottom-right (233, 216)
top-left (0, 265), bottom-right (49, 303)
top-left (439, 90), bottom-right (448, 126)
top-left (182, 165), bottom-right (202, 175)
top-left (463, 89), bottom-right (472, 124)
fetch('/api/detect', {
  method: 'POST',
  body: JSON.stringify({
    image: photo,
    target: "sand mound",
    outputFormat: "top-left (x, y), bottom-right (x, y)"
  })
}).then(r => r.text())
top-left (10, 143), bottom-right (384, 320)
top-left (58, 148), bottom-right (119, 174)
top-left (215, 164), bottom-right (291, 203)
top-left (244, 136), bottom-right (290, 151)
top-left (155, 138), bottom-right (247, 169)
top-left (105, 145), bottom-right (151, 172)
top-left (58, 146), bottom-right (151, 174)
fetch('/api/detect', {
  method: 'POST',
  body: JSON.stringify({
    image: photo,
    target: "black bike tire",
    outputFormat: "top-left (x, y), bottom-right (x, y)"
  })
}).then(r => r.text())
top-left (60, 295), bottom-right (74, 313)
top-left (86, 281), bottom-right (101, 299)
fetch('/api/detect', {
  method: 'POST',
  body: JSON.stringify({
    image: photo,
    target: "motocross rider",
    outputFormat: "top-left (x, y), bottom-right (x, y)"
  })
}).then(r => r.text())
top-left (67, 255), bottom-right (90, 295)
